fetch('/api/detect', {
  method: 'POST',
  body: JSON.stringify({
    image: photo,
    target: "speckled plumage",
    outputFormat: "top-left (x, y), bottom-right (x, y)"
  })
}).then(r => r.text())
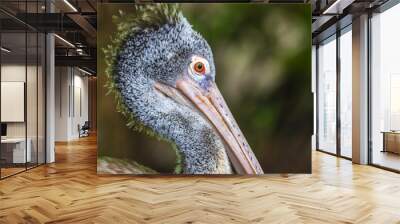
top-left (106, 4), bottom-right (232, 174)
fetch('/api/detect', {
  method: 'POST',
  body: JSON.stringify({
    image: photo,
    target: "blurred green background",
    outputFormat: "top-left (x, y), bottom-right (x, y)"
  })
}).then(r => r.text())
top-left (98, 3), bottom-right (312, 173)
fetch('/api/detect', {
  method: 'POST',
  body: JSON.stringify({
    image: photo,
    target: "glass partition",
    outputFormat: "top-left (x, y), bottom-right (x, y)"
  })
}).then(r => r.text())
top-left (38, 32), bottom-right (45, 165)
top-left (339, 27), bottom-right (352, 158)
top-left (1, 31), bottom-right (28, 178)
top-left (0, 1), bottom-right (46, 179)
top-left (27, 31), bottom-right (38, 169)
top-left (317, 35), bottom-right (337, 154)
top-left (371, 4), bottom-right (400, 171)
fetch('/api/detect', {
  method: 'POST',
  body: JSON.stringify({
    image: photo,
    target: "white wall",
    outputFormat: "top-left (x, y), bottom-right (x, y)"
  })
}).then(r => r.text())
top-left (1, 64), bottom-right (38, 138)
top-left (55, 67), bottom-right (69, 141)
top-left (55, 67), bottom-right (89, 141)
top-left (1, 65), bottom-right (26, 140)
top-left (1, 82), bottom-right (25, 122)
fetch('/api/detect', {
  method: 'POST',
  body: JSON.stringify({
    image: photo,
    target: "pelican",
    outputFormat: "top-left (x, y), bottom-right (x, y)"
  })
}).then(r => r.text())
top-left (104, 4), bottom-right (264, 175)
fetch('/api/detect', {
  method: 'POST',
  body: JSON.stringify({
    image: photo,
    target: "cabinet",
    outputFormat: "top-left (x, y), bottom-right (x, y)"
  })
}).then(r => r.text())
top-left (0, 138), bottom-right (31, 165)
top-left (382, 132), bottom-right (400, 154)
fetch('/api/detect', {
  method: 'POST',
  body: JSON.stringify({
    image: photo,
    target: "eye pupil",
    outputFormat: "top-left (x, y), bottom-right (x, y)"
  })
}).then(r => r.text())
top-left (194, 62), bottom-right (205, 74)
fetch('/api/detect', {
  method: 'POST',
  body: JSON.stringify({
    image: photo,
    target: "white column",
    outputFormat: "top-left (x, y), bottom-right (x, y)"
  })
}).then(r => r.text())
top-left (46, 32), bottom-right (55, 163)
top-left (352, 14), bottom-right (369, 164)
top-left (55, 67), bottom-right (72, 141)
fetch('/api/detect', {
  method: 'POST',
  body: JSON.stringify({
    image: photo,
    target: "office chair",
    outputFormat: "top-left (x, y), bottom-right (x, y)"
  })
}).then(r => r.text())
top-left (79, 121), bottom-right (90, 138)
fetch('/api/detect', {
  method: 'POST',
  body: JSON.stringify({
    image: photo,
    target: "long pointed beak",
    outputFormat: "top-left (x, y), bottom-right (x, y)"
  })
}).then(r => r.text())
top-left (155, 78), bottom-right (264, 174)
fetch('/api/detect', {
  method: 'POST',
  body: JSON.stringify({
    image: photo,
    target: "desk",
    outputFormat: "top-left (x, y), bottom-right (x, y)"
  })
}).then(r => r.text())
top-left (382, 131), bottom-right (400, 154)
top-left (1, 138), bottom-right (31, 163)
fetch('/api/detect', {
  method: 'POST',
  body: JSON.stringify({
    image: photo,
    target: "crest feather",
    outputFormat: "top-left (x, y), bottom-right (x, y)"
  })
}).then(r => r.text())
top-left (103, 3), bottom-right (181, 135)
top-left (102, 4), bottom-right (183, 173)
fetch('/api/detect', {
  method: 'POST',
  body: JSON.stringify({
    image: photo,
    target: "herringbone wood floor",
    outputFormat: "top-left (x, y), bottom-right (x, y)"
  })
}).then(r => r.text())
top-left (1, 135), bottom-right (400, 224)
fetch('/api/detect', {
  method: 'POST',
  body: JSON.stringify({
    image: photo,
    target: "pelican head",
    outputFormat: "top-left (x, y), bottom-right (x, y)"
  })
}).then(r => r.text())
top-left (106, 4), bottom-right (263, 174)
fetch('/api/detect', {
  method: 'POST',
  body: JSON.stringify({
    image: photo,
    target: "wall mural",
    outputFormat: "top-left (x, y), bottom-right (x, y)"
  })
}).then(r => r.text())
top-left (97, 3), bottom-right (312, 175)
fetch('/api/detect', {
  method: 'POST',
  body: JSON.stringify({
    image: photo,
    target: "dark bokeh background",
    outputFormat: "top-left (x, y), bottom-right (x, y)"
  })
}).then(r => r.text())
top-left (98, 3), bottom-right (312, 173)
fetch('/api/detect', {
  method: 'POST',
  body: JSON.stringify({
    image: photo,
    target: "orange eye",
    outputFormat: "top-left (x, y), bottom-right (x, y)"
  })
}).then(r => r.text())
top-left (193, 62), bottom-right (205, 74)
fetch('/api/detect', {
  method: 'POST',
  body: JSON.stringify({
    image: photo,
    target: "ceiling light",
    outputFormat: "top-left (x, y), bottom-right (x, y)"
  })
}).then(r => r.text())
top-left (323, 0), bottom-right (354, 15)
top-left (78, 67), bottom-right (93, 76)
top-left (54, 34), bottom-right (75, 48)
top-left (1, 47), bottom-right (11, 53)
top-left (63, 0), bottom-right (78, 12)
top-left (76, 48), bottom-right (85, 55)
